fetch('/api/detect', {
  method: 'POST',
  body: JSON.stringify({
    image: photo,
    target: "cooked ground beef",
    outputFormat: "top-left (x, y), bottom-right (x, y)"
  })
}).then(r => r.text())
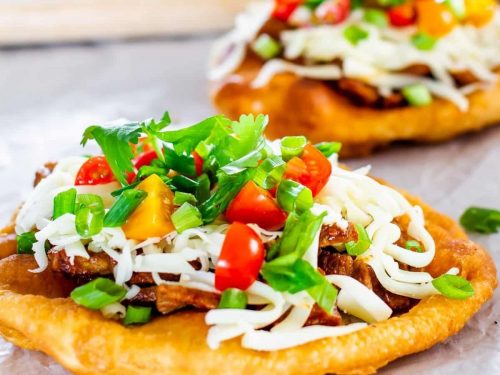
top-left (130, 286), bottom-right (157, 305)
top-left (48, 250), bottom-right (115, 278)
top-left (336, 78), bottom-right (406, 109)
top-left (305, 304), bottom-right (342, 327)
top-left (319, 249), bottom-right (416, 313)
top-left (319, 223), bottom-right (358, 249)
top-left (318, 250), bottom-right (354, 276)
top-left (156, 284), bottom-right (220, 314)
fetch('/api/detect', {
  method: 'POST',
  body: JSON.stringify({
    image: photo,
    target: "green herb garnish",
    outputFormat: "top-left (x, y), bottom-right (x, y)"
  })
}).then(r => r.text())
top-left (432, 274), bottom-right (474, 300)
top-left (460, 207), bottom-right (500, 234)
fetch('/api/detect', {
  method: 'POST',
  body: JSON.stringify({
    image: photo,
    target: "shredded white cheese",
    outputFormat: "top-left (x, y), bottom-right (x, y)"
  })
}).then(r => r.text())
top-left (18, 151), bottom-right (454, 351)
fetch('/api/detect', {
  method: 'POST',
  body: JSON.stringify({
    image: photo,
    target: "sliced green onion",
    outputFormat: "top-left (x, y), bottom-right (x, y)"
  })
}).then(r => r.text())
top-left (364, 8), bottom-right (388, 28)
top-left (402, 84), bottom-right (432, 107)
top-left (251, 34), bottom-right (281, 60)
top-left (280, 136), bottom-right (307, 161)
top-left (16, 232), bottom-right (37, 254)
top-left (218, 289), bottom-right (248, 309)
top-left (75, 194), bottom-right (105, 237)
top-left (171, 202), bottom-right (203, 233)
top-left (195, 173), bottom-right (211, 204)
top-left (53, 188), bottom-right (77, 219)
top-left (170, 175), bottom-right (199, 194)
top-left (315, 142), bottom-right (342, 158)
top-left (405, 240), bottom-right (423, 253)
top-left (111, 181), bottom-right (140, 197)
top-left (123, 305), bottom-right (152, 325)
top-left (262, 258), bottom-right (338, 313)
top-left (307, 274), bottom-right (338, 314)
top-left (432, 274), bottom-right (474, 299)
top-left (343, 25), bottom-right (369, 45)
top-left (345, 224), bottom-right (371, 256)
top-left (277, 180), bottom-right (313, 213)
top-left (173, 191), bottom-right (197, 206)
top-left (269, 209), bottom-right (326, 261)
top-left (460, 206), bottom-right (500, 234)
top-left (137, 165), bottom-right (167, 181)
top-left (411, 32), bottom-right (437, 51)
top-left (70, 278), bottom-right (127, 310)
top-left (253, 156), bottom-right (286, 189)
top-left (104, 189), bottom-right (147, 227)
top-left (445, 0), bottom-right (466, 20)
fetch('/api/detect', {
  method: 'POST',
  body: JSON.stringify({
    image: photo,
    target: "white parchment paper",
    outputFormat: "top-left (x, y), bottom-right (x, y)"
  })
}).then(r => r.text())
top-left (0, 38), bottom-right (498, 374)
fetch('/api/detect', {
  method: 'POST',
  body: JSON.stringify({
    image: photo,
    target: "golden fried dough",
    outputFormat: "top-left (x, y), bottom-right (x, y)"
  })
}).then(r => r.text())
top-left (211, 56), bottom-right (500, 157)
top-left (0, 191), bottom-right (496, 375)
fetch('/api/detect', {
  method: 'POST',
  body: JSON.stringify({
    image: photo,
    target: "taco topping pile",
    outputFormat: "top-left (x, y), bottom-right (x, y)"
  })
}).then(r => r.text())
top-left (15, 113), bottom-right (474, 350)
top-left (209, 0), bottom-right (500, 111)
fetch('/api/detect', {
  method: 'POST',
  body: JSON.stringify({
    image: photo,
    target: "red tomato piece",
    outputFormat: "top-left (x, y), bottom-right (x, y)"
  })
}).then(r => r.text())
top-left (315, 0), bottom-right (350, 24)
top-left (388, 4), bottom-right (417, 27)
top-left (192, 151), bottom-right (204, 176)
top-left (215, 222), bottom-right (265, 291)
top-left (134, 150), bottom-right (158, 170)
top-left (226, 181), bottom-right (287, 230)
top-left (75, 156), bottom-right (115, 186)
top-left (283, 144), bottom-right (332, 196)
top-left (272, 0), bottom-right (302, 22)
top-left (126, 150), bottom-right (159, 184)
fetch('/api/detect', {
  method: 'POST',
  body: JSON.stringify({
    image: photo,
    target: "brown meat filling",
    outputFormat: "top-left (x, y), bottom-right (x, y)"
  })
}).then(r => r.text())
top-left (156, 284), bottom-right (220, 314)
top-left (34, 162), bottom-right (57, 187)
top-left (318, 221), bottom-right (417, 313)
top-left (255, 19), bottom-right (483, 109)
top-left (318, 249), bottom-right (416, 313)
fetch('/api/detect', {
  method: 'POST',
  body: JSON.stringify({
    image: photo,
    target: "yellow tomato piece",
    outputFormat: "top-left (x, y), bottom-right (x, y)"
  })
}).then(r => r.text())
top-left (465, 0), bottom-right (496, 27)
top-left (122, 174), bottom-right (175, 241)
top-left (416, 0), bottom-right (458, 37)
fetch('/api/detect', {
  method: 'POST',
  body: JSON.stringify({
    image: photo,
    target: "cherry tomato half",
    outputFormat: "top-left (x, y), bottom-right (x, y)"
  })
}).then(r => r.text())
top-left (388, 3), bottom-right (417, 27)
top-left (134, 150), bottom-right (158, 170)
top-left (272, 0), bottom-right (302, 22)
top-left (226, 181), bottom-right (287, 230)
top-left (215, 222), bottom-right (265, 291)
top-left (75, 156), bottom-right (115, 186)
top-left (192, 151), bottom-right (204, 176)
top-left (416, 0), bottom-right (457, 37)
top-left (283, 144), bottom-right (332, 196)
top-left (315, 0), bottom-right (350, 25)
top-left (126, 150), bottom-right (159, 184)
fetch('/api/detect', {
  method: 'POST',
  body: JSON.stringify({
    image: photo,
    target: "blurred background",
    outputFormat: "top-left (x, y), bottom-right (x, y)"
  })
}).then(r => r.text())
top-left (0, 0), bottom-right (498, 374)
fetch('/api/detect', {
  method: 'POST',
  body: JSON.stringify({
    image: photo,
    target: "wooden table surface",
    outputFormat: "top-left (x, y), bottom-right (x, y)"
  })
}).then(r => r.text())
top-left (0, 0), bottom-right (253, 46)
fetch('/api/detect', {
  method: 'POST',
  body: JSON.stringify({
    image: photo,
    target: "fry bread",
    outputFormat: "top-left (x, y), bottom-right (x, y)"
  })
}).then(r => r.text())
top-left (0, 190), bottom-right (496, 375)
top-left (212, 56), bottom-right (500, 157)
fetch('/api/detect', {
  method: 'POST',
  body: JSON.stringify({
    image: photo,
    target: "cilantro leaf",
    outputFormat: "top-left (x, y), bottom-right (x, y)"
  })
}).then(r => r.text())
top-left (81, 123), bottom-right (142, 185)
top-left (154, 115), bottom-right (231, 155)
top-left (198, 114), bottom-right (269, 168)
top-left (81, 112), bottom-right (172, 185)
top-left (198, 169), bottom-right (252, 223)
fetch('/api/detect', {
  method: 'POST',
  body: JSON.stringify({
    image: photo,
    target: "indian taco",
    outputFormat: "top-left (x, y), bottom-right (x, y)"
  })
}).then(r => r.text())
top-left (0, 113), bottom-right (496, 374)
top-left (209, 0), bottom-right (500, 157)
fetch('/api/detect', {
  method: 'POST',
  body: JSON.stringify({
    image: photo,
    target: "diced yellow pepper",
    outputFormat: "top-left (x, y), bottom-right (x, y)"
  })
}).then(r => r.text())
top-left (122, 174), bottom-right (175, 241)
top-left (465, 0), bottom-right (496, 27)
